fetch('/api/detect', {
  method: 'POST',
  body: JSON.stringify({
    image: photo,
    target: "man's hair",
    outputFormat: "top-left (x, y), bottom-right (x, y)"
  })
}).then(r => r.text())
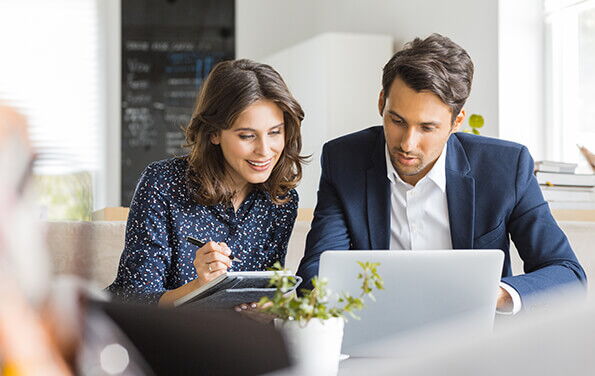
top-left (381, 33), bottom-right (474, 123)
top-left (184, 59), bottom-right (307, 206)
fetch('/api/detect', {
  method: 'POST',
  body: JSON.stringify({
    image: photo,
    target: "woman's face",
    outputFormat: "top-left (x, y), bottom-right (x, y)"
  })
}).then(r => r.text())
top-left (211, 99), bottom-right (285, 189)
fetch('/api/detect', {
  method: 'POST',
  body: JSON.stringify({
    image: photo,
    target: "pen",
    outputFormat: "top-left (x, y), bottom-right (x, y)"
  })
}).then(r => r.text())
top-left (186, 236), bottom-right (242, 262)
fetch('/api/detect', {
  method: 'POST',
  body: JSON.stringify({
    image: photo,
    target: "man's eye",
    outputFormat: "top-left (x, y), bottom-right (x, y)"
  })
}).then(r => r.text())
top-left (391, 118), bottom-right (404, 125)
top-left (422, 126), bottom-right (435, 132)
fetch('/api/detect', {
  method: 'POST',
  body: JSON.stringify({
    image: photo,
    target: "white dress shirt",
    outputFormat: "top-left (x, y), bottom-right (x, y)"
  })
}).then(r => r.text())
top-left (385, 145), bottom-right (521, 314)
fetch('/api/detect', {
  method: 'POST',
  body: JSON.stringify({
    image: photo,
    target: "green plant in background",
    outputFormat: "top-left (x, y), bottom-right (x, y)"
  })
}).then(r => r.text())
top-left (258, 261), bottom-right (384, 322)
top-left (34, 171), bottom-right (93, 221)
top-left (464, 113), bottom-right (484, 135)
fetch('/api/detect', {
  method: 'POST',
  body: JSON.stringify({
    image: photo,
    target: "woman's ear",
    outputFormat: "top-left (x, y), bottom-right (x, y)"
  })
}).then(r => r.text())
top-left (210, 132), bottom-right (221, 145)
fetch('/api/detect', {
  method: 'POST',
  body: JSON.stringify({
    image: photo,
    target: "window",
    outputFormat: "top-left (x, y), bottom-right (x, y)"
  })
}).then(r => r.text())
top-left (0, 0), bottom-right (105, 220)
top-left (545, 0), bottom-right (595, 169)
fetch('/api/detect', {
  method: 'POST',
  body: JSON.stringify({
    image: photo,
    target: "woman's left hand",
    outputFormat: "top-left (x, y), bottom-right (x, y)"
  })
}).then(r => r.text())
top-left (234, 302), bottom-right (276, 324)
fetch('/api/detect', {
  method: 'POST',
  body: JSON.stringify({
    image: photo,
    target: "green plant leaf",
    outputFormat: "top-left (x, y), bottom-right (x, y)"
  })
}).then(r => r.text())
top-left (468, 114), bottom-right (484, 128)
top-left (258, 260), bottom-right (384, 323)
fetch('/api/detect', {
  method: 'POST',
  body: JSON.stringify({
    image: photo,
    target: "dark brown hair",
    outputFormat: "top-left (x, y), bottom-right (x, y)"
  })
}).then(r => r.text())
top-left (381, 33), bottom-right (474, 124)
top-left (184, 59), bottom-right (307, 206)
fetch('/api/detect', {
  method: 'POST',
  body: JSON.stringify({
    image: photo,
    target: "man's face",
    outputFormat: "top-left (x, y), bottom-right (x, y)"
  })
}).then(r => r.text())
top-left (379, 77), bottom-right (465, 186)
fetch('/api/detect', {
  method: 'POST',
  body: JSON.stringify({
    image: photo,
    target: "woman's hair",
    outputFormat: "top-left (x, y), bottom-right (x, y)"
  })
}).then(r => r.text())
top-left (184, 59), bottom-right (307, 206)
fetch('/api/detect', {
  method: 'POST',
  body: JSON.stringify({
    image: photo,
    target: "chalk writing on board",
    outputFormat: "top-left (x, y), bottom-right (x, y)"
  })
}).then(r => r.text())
top-left (120, 0), bottom-right (234, 205)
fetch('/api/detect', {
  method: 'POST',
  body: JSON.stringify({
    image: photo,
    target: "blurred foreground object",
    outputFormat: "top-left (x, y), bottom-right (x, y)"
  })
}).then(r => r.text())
top-left (0, 104), bottom-right (72, 374)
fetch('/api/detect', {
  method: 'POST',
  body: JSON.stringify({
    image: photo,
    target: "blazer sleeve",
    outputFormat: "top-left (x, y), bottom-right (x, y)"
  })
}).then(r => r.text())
top-left (297, 144), bottom-right (351, 290)
top-left (501, 146), bottom-right (587, 307)
top-left (106, 163), bottom-right (173, 304)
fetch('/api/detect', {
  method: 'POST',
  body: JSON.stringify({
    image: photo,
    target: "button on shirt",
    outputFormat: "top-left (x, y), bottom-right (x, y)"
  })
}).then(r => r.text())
top-left (385, 145), bottom-right (521, 314)
top-left (107, 157), bottom-right (298, 304)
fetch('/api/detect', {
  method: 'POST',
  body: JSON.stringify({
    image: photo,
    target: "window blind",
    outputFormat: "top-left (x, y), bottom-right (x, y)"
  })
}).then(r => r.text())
top-left (0, 0), bottom-right (103, 176)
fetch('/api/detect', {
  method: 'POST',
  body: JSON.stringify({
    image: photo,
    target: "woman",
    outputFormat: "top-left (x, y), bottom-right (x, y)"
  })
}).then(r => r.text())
top-left (107, 59), bottom-right (307, 305)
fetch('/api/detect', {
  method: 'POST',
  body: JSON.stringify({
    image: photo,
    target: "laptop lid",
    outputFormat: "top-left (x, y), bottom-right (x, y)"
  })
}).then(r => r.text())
top-left (319, 250), bottom-right (504, 357)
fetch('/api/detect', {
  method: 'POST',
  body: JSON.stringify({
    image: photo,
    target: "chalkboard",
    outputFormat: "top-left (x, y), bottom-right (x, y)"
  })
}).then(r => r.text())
top-left (121, 0), bottom-right (234, 205)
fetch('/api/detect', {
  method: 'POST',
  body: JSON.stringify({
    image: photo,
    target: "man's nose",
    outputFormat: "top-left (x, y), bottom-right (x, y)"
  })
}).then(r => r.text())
top-left (400, 127), bottom-right (418, 153)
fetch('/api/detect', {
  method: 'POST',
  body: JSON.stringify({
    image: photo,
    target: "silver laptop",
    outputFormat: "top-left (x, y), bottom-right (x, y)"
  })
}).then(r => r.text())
top-left (319, 250), bottom-right (504, 357)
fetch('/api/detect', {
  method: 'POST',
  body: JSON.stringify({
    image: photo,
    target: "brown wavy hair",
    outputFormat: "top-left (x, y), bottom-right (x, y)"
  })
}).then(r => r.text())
top-left (184, 59), bottom-right (307, 206)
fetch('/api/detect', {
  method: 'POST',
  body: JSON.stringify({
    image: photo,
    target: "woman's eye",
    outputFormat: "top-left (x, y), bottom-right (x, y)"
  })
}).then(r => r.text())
top-left (269, 130), bottom-right (282, 136)
top-left (239, 134), bottom-right (255, 140)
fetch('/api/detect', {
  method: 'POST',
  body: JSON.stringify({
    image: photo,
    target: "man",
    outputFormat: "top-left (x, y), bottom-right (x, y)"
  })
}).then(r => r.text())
top-left (297, 34), bottom-right (586, 313)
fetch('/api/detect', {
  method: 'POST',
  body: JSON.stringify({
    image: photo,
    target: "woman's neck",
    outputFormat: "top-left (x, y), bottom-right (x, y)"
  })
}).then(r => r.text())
top-left (231, 182), bottom-right (252, 212)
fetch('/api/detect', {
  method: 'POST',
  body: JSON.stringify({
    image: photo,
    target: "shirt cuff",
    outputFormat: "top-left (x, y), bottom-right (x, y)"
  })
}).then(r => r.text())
top-left (496, 282), bottom-right (522, 315)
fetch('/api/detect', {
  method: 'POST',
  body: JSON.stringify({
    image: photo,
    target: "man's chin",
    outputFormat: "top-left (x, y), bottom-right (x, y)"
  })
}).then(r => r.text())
top-left (395, 166), bottom-right (426, 180)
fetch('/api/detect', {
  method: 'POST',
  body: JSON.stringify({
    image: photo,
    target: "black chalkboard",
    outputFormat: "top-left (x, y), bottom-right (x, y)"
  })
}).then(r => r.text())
top-left (121, 0), bottom-right (234, 205)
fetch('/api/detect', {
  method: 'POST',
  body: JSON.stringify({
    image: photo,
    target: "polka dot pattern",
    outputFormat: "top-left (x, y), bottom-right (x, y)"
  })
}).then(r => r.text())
top-left (106, 157), bottom-right (298, 304)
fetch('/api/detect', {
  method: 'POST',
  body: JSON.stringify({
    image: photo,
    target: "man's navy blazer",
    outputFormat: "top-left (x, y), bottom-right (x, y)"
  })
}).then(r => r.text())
top-left (297, 126), bottom-right (586, 306)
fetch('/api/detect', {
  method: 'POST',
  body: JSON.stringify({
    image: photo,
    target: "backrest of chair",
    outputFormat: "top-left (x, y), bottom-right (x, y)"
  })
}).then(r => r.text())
top-left (46, 221), bottom-right (127, 289)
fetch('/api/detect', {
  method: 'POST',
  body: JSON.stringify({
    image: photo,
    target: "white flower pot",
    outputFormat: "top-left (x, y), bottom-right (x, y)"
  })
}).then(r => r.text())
top-left (274, 317), bottom-right (344, 376)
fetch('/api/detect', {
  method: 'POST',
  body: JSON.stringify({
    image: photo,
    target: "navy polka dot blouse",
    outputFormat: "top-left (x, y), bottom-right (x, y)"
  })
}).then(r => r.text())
top-left (106, 157), bottom-right (298, 304)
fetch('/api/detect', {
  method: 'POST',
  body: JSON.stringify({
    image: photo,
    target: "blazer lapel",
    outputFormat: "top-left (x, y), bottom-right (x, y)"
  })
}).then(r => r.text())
top-left (366, 132), bottom-right (391, 250)
top-left (445, 135), bottom-right (475, 249)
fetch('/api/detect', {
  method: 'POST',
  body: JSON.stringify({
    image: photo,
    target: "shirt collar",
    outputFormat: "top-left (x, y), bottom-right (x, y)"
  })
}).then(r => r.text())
top-left (385, 143), bottom-right (447, 192)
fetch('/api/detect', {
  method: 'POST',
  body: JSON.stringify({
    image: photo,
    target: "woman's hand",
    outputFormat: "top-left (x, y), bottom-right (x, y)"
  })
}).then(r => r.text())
top-left (158, 241), bottom-right (233, 306)
top-left (194, 241), bottom-right (233, 287)
top-left (234, 302), bottom-right (276, 324)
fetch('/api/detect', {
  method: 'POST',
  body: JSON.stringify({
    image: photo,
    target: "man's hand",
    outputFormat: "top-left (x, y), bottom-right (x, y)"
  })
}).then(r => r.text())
top-left (496, 287), bottom-right (513, 312)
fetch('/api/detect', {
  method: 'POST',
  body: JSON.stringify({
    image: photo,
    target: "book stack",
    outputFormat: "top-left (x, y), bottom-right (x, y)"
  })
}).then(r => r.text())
top-left (535, 161), bottom-right (595, 209)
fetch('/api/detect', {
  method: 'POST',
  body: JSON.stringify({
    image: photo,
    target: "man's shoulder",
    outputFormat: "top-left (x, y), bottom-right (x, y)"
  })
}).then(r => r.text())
top-left (451, 132), bottom-right (526, 162)
top-left (450, 133), bottom-right (532, 180)
top-left (452, 132), bottom-right (525, 153)
top-left (324, 126), bottom-right (383, 154)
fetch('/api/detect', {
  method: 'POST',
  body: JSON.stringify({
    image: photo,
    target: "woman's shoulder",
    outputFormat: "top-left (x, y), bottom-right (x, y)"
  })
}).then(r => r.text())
top-left (145, 156), bottom-right (187, 174)
top-left (141, 157), bottom-right (188, 182)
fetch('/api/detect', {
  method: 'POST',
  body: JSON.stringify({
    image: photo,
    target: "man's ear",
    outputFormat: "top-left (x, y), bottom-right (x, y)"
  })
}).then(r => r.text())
top-left (210, 132), bottom-right (221, 145)
top-left (451, 108), bottom-right (466, 133)
top-left (378, 90), bottom-right (385, 117)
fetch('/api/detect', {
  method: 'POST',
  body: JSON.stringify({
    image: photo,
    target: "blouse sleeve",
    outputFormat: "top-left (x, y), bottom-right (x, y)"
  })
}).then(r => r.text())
top-left (106, 163), bottom-right (173, 304)
top-left (272, 189), bottom-right (299, 267)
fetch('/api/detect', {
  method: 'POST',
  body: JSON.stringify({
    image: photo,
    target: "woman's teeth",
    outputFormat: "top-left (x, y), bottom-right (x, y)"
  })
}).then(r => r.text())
top-left (248, 159), bottom-right (271, 167)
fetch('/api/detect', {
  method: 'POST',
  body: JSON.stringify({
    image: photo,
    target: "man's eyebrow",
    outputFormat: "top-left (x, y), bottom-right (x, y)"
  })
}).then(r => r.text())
top-left (387, 110), bottom-right (404, 120)
top-left (233, 123), bottom-right (285, 132)
top-left (387, 110), bottom-right (440, 126)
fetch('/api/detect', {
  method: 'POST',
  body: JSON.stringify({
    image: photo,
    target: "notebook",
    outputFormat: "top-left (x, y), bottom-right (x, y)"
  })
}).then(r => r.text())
top-left (174, 270), bottom-right (301, 309)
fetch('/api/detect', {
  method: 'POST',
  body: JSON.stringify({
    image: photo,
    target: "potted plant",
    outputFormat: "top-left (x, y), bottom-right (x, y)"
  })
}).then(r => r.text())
top-left (257, 261), bottom-right (383, 376)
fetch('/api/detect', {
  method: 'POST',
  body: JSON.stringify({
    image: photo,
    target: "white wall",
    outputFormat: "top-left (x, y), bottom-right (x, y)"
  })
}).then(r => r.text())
top-left (263, 33), bottom-right (393, 208)
top-left (237, 0), bottom-right (500, 138)
top-left (236, 0), bottom-right (320, 59)
top-left (498, 0), bottom-right (545, 159)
